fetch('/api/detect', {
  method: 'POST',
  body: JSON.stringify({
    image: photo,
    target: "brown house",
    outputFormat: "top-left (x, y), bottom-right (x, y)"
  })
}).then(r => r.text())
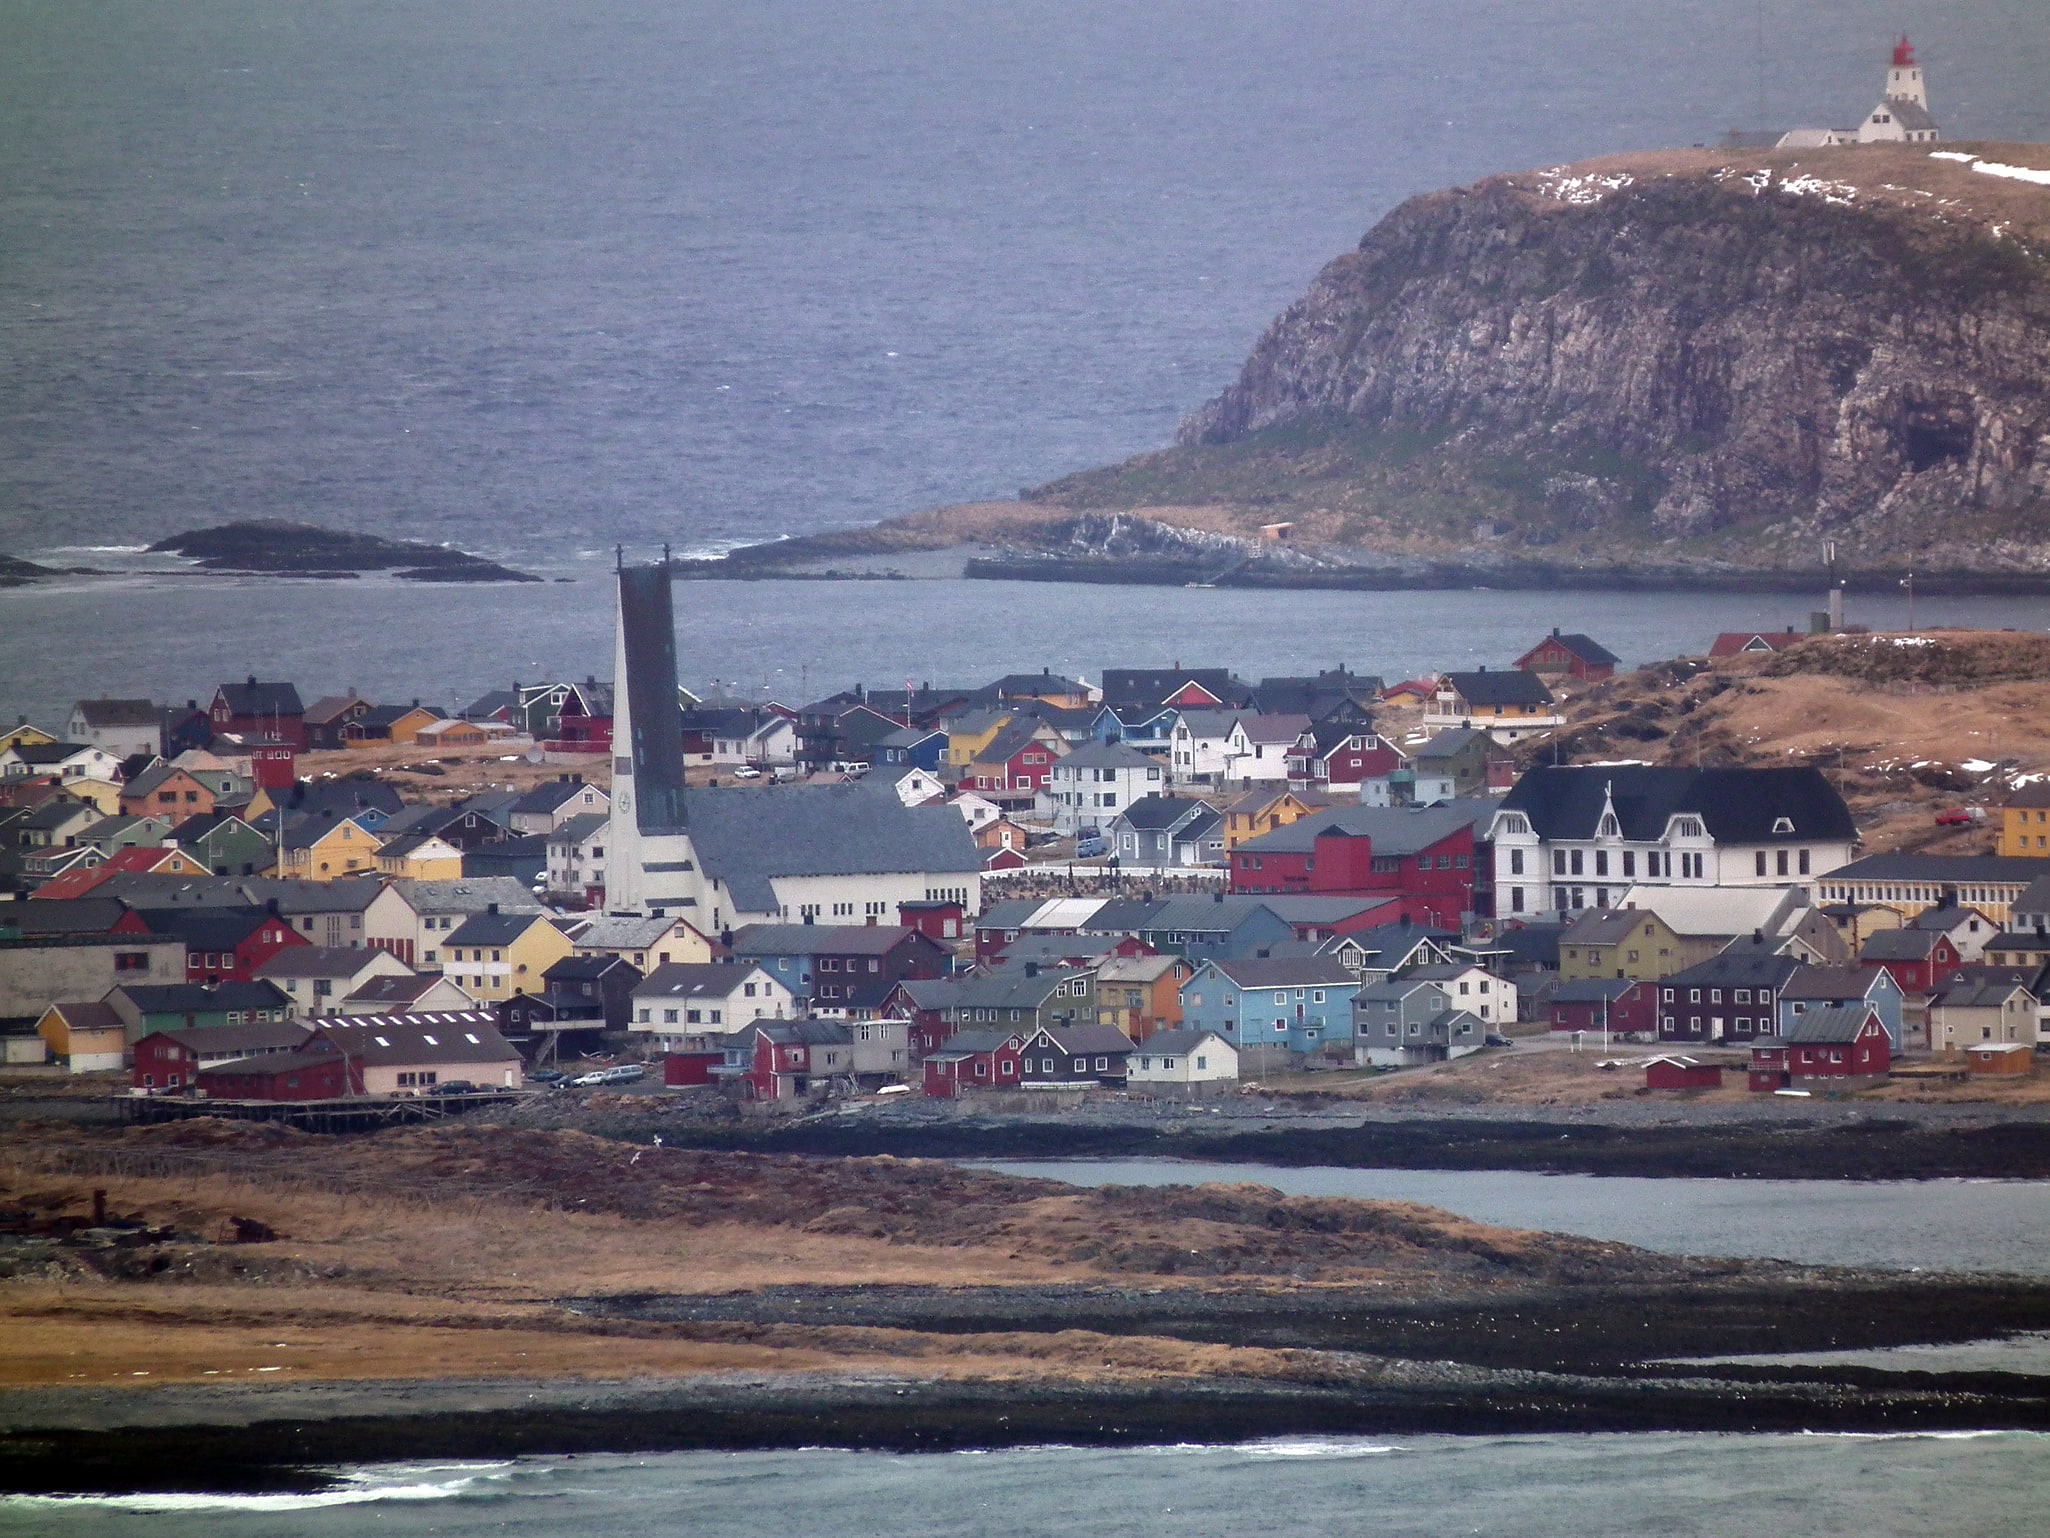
top-left (1094, 953), bottom-right (1192, 1042)
top-left (117, 766), bottom-right (216, 823)
top-left (1514, 629), bottom-right (1619, 681)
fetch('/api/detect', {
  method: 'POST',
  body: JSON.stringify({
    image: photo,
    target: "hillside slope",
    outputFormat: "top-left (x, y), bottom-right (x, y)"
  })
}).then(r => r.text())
top-left (1035, 144), bottom-right (2050, 573)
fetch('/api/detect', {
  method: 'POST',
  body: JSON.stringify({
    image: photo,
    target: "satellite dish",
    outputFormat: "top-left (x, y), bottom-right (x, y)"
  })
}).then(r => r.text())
top-left (525, 746), bottom-right (544, 764)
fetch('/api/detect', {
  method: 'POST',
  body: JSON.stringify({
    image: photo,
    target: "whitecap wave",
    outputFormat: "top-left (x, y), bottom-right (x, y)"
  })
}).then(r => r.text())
top-left (3, 1461), bottom-right (515, 1513)
top-left (1235, 1437), bottom-right (1405, 1459)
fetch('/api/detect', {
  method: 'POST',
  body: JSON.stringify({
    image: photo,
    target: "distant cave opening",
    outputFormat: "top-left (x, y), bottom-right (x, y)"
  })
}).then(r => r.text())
top-left (1900, 401), bottom-right (1976, 473)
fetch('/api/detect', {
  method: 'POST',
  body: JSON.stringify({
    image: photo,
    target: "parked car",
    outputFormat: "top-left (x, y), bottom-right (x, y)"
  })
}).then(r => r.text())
top-left (1074, 828), bottom-right (1107, 859)
top-left (426, 1079), bottom-right (479, 1097)
top-left (527, 1066), bottom-right (564, 1083)
top-left (568, 1064), bottom-right (646, 1088)
top-left (1484, 1034), bottom-right (1514, 1048)
top-left (1936, 807), bottom-right (1987, 826)
top-left (732, 765), bottom-right (761, 779)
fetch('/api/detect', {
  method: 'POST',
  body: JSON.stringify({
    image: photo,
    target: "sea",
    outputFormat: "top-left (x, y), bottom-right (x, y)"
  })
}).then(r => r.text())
top-left (4, 0), bottom-right (2050, 724)
top-left (7, 0), bottom-right (2050, 1517)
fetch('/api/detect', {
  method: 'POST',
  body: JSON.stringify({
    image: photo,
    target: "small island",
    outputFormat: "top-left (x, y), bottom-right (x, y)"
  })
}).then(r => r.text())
top-left (145, 520), bottom-right (542, 583)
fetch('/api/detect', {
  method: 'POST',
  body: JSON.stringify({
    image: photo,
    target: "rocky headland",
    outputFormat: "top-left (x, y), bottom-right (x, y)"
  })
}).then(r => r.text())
top-left (710, 142), bottom-right (2050, 589)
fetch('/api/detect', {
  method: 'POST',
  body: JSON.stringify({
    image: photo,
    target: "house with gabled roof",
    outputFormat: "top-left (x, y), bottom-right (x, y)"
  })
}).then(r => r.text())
top-left (630, 961), bottom-right (794, 1051)
top-left (1099, 668), bottom-right (1250, 713)
top-left (566, 910), bottom-right (718, 971)
top-left (1222, 713), bottom-right (1312, 785)
top-left (509, 774), bottom-right (610, 835)
top-left (1180, 955), bottom-right (1359, 1063)
top-left (1221, 787), bottom-right (1338, 852)
top-left (1044, 742), bottom-right (1165, 835)
top-left (209, 678), bottom-right (305, 750)
top-left (1927, 977), bottom-right (2039, 1056)
top-left (336, 970), bottom-right (476, 1016)
top-left (131, 1019), bottom-right (315, 1093)
top-left (1779, 964), bottom-right (1907, 1050)
top-left (1249, 668), bottom-right (1381, 723)
top-left (1514, 629), bottom-right (1619, 681)
top-left (374, 832), bottom-right (465, 882)
top-left (1748, 1005), bottom-right (1890, 1091)
top-left (1014, 1022), bottom-right (1135, 1089)
top-left (277, 814), bottom-right (381, 882)
top-left (1109, 795), bottom-right (1223, 868)
top-left (1707, 631), bottom-right (1808, 660)
top-left (133, 903), bottom-right (309, 985)
top-left (389, 876), bottom-right (540, 968)
top-left (440, 909), bottom-right (573, 1004)
top-left (1353, 975), bottom-right (1485, 1067)
top-left (1126, 1027), bottom-right (1238, 1092)
top-left (1285, 722), bottom-right (1403, 790)
top-left (102, 980), bottom-right (296, 1043)
top-left (1229, 801), bottom-right (1491, 927)
top-left (921, 1026), bottom-right (1025, 1096)
top-left (254, 944), bottom-right (414, 1017)
top-left (68, 699), bottom-right (161, 761)
top-left (1656, 950), bottom-right (1805, 1044)
top-left (729, 922), bottom-right (950, 1008)
top-left (1424, 668), bottom-right (1562, 744)
top-left (312, 1012), bottom-right (523, 1093)
top-left (1168, 709), bottom-right (1242, 786)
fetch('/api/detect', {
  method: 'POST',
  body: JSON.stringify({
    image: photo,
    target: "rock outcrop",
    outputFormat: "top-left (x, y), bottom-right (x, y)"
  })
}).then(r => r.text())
top-left (1051, 144), bottom-right (2050, 572)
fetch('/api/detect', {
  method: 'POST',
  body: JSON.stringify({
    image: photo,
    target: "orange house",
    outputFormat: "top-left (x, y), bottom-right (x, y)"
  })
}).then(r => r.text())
top-left (118, 767), bottom-right (217, 823)
top-left (1095, 953), bottom-right (1192, 1042)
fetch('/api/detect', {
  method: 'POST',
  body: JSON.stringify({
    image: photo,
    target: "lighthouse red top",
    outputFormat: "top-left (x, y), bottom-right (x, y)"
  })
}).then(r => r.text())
top-left (1892, 35), bottom-right (1915, 68)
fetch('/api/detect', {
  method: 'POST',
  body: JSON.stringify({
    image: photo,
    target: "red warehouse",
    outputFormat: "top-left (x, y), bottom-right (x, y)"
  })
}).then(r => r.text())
top-left (921, 1028), bottom-right (1023, 1097)
top-left (194, 1039), bottom-right (357, 1101)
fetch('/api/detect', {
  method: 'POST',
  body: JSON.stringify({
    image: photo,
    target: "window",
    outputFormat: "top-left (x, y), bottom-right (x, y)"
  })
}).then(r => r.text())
top-left (1756, 851), bottom-right (1768, 877)
top-left (1553, 850), bottom-right (1567, 876)
top-left (1510, 850), bottom-right (1525, 875)
top-left (1570, 850), bottom-right (1584, 876)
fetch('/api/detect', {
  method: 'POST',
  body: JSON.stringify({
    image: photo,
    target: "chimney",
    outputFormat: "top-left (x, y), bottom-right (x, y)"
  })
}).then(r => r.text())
top-left (247, 675), bottom-right (257, 688)
top-left (488, 902), bottom-right (500, 915)
top-left (1025, 961), bottom-right (1038, 977)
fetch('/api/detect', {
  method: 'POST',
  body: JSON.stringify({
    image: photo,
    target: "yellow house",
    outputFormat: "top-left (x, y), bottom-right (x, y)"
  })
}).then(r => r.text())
top-left (375, 833), bottom-right (466, 881)
top-left (279, 816), bottom-right (383, 881)
top-left (1558, 909), bottom-right (1702, 982)
top-left (440, 911), bottom-right (575, 1002)
top-left (62, 777), bottom-right (122, 816)
top-left (384, 706), bottom-right (445, 746)
top-left (35, 1001), bottom-right (129, 1073)
top-left (945, 711), bottom-right (1015, 772)
top-left (570, 913), bottom-right (717, 971)
top-left (1999, 786), bottom-right (2050, 857)
top-left (1222, 787), bottom-right (1333, 851)
top-left (0, 722), bottom-right (58, 753)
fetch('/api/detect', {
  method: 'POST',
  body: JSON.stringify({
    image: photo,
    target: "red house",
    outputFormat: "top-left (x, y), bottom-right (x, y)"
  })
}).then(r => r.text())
top-left (898, 899), bottom-right (966, 944)
top-left (137, 907), bottom-right (310, 986)
top-left (1859, 930), bottom-right (1960, 995)
top-left (209, 678), bottom-right (306, 751)
top-left (1229, 803), bottom-right (1483, 928)
top-left (743, 1020), bottom-right (853, 1100)
top-left (1749, 1006), bottom-right (1891, 1091)
top-left (134, 1021), bottom-right (327, 1095)
top-left (1549, 978), bottom-right (1659, 1038)
top-left (1285, 725), bottom-right (1405, 788)
top-left (883, 978), bottom-right (961, 1058)
top-left (663, 1048), bottom-right (728, 1087)
top-left (921, 1028), bottom-right (1024, 1097)
top-left (1514, 629), bottom-right (1619, 681)
top-left (197, 1041), bottom-right (355, 1101)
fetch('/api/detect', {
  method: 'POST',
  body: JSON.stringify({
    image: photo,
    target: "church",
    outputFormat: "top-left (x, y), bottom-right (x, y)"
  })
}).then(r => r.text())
top-left (1776, 36), bottom-right (1941, 149)
top-left (602, 561), bottom-right (982, 931)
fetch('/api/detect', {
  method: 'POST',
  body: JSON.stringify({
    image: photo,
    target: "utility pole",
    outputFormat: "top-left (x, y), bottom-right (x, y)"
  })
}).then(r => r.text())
top-left (1902, 570), bottom-right (1916, 632)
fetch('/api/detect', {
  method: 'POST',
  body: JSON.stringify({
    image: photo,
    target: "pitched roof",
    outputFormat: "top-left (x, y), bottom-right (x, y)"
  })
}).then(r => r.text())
top-left (109, 981), bottom-right (292, 1014)
top-left (1099, 668), bottom-right (1248, 709)
top-left (39, 1000), bottom-right (125, 1030)
top-left (1525, 632), bottom-right (1619, 666)
top-left (1861, 929), bottom-right (1948, 961)
top-left (1053, 742), bottom-right (1161, 772)
top-left (1443, 669), bottom-right (1554, 707)
top-left (1412, 727), bottom-right (1490, 763)
top-left (1237, 800), bottom-right (1494, 858)
top-left (1497, 766), bottom-right (1855, 844)
top-left (1560, 909), bottom-right (1656, 947)
top-left (1113, 795), bottom-right (1213, 834)
top-left (1662, 952), bottom-right (1805, 990)
top-left (1207, 956), bottom-right (1357, 988)
top-left (343, 973), bottom-right (461, 1006)
top-left (1781, 966), bottom-right (1888, 1000)
top-left (73, 698), bottom-right (160, 727)
top-left (1758, 1004), bottom-right (1879, 1045)
top-left (730, 923), bottom-right (919, 957)
top-left (1042, 1023), bottom-right (1138, 1055)
top-left (633, 962), bottom-right (770, 999)
top-left (926, 1028), bottom-right (1021, 1059)
top-left (548, 812), bottom-right (610, 848)
top-left (215, 679), bottom-right (303, 717)
top-left (1134, 1027), bottom-right (1230, 1055)
top-left (1549, 977), bottom-right (1643, 1003)
top-left (1928, 977), bottom-right (2032, 1009)
top-left (1707, 631), bottom-right (1806, 658)
top-left (512, 779), bottom-right (603, 816)
top-left (1237, 712), bottom-right (1313, 745)
top-left (9, 897), bottom-right (135, 937)
top-left (1879, 96), bottom-right (1937, 131)
top-left (676, 784), bottom-right (981, 914)
top-left (447, 911), bottom-right (560, 948)
top-left (253, 945), bottom-right (402, 980)
top-left (389, 877), bottom-right (544, 915)
top-left (143, 1020), bottom-right (312, 1054)
top-left (312, 1013), bottom-right (519, 1066)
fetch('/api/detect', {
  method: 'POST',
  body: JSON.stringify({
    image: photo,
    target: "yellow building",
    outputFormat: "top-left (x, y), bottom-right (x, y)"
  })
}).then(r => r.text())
top-left (279, 816), bottom-right (382, 881)
top-left (35, 1001), bottom-right (129, 1073)
top-left (945, 711), bottom-right (1015, 773)
top-left (1999, 787), bottom-right (2050, 857)
top-left (1222, 787), bottom-right (1333, 851)
top-left (439, 911), bottom-right (575, 1002)
top-left (0, 722), bottom-right (58, 752)
top-left (375, 833), bottom-right (466, 881)
top-left (63, 777), bottom-right (122, 816)
top-left (1558, 909), bottom-right (1701, 982)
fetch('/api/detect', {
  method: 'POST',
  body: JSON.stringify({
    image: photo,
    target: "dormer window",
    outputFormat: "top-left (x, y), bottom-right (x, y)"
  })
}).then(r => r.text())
top-left (1598, 813), bottom-right (1620, 838)
top-left (1773, 817), bottom-right (1795, 834)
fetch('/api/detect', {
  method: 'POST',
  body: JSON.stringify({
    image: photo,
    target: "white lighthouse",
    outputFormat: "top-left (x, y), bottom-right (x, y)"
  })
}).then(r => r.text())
top-left (1857, 35), bottom-right (1940, 143)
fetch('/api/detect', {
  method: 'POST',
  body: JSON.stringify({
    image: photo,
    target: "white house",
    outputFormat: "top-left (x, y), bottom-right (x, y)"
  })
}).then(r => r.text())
top-left (876, 766), bottom-right (948, 807)
top-left (68, 700), bottom-right (161, 761)
top-left (950, 790), bottom-right (1005, 833)
top-left (0, 741), bottom-right (124, 783)
top-left (1489, 766), bottom-right (1858, 919)
top-left (1168, 710), bottom-right (1240, 787)
top-left (1125, 1028), bottom-right (1239, 1093)
top-left (1223, 714), bottom-right (1310, 785)
top-left (630, 962), bottom-right (795, 1052)
top-left (545, 812), bottom-right (609, 903)
top-left (1043, 742), bottom-right (1166, 835)
top-left (1401, 964), bottom-right (1516, 1026)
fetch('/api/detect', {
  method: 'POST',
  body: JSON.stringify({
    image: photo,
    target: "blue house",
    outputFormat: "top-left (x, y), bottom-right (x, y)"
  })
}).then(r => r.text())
top-left (1096, 705), bottom-right (1178, 754)
top-left (1777, 964), bottom-right (1908, 1050)
top-left (1135, 896), bottom-right (1296, 963)
top-left (1179, 956), bottom-right (1360, 1060)
top-left (877, 727), bottom-right (946, 774)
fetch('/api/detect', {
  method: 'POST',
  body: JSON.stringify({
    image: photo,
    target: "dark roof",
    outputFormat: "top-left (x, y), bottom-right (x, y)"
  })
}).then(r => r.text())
top-left (1207, 956), bottom-right (1358, 988)
top-left (1099, 669), bottom-right (1249, 709)
top-left (1037, 1023), bottom-right (1137, 1056)
top-left (926, 1028), bottom-right (1021, 1059)
top-left (215, 679), bottom-right (303, 717)
top-left (633, 962), bottom-right (770, 999)
top-left (446, 911), bottom-right (558, 948)
top-left (1561, 909), bottom-right (1660, 947)
top-left (1861, 929), bottom-right (1948, 961)
top-left (8, 898), bottom-right (134, 937)
top-left (544, 952), bottom-right (640, 984)
top-left (143, 1021), bottom-right (312, 1054)
top-left (1880, 97), bottom-right (1938, 131)
top-left (255, 945), bottom-right (400, 980)
top-left (731, 923), bottom-right (920, 957)
top-left (1412, 727), bottom-right (1489, 763)
top-left (1782, 966), bottom-right (1889, 999)
top-left (342, 973), bottom-right (455, 1005)
top-left (313, 1013), bottom-right (519, 1066)
top-left (1908, 902), bottom-right (1990, 931)
top-left (1825, 853), bottom-right (2048, 884)
top-left (1237, 801), bottom-right (1494, 858)
top-left (132, 906), bottom-right (276, 949)
top-left (1443, 669), bottom-right (1553, 707)
top-left (389, 877), bottom-right (545, 916)
top-left (8, 742), bottom-right (95, 766)
top-left (512, 779), bottom-right (601, 816)
top-left (1760, 1005), bottom-right (1879, 1045)
top-left (2006, 785), bottom-right (2050, 810)
top-left (1526, 632), bottom-right (1619, 666)
top-left (1114, 795), bottom-right (1213, 834)
top-left (677, 785), bottom-right (980, 914)
top-left (1054, 742), bottom-right (1160, 772)
top-left (110, 981), bottom-right (292, 1014)
top-left (1134, 1027), bottom-right (1230, 1055)
top-left (74, 698), bottom-right (160, 727)
top-left (278, 779), bottom-right (405, 821)
top-left (1498, 766), bottom-right (1855, 844)
top-left (1662, 952), bottom-right (1805, 990)
top-left (1929, 977), bottom-right (2033, 1009)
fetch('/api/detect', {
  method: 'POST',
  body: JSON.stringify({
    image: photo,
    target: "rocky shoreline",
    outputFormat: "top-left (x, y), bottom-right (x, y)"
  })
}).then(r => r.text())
top-left (7, 1273), bottom-right (2050, 1494)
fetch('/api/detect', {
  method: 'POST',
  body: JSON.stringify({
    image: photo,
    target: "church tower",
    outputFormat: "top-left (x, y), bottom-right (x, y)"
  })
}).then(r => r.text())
top-left (603, 559), bottom-right (697, 915)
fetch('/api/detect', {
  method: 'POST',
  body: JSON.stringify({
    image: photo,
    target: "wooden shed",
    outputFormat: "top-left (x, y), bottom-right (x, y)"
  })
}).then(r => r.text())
top-left (1643, 1055), bottom-right (1723, 1091)
top-left (1967, 1042), bottom-right (2034, 1076)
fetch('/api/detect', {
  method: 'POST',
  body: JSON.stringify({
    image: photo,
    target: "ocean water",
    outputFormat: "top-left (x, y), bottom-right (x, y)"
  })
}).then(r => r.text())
top-left (966, 1159), bottom-right (2050, 1274)
top-left (8, 1435), bottom-right (2050, 1536)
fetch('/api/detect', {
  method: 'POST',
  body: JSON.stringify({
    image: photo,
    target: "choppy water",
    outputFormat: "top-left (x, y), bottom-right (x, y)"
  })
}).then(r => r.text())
top-left (8, 1435), bottom-right (2050, 1536)
top-left (968, 1158), bottom-right (2050, 1274)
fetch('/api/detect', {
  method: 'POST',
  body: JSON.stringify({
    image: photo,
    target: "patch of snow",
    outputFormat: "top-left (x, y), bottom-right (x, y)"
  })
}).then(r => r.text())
top-left (1931, 151), bottom-right (1980, 163)
top-left (1878, 635), bottom-right (1935, 647)
top-left (1779, 173), bottom-right (1857, 206)
top-left (1742, 169), bottom-right (1772, 193)
top-left (1536, 168), bottom-right (1636, 205)
top-left (1972, 160), bottom-right (2050, 188)
top-left (1962, 759), bottom-right (1997, 774)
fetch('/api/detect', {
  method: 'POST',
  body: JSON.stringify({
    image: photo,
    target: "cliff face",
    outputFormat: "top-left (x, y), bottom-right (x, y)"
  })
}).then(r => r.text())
top-left (1058, 145), bottom-right (2050, 571)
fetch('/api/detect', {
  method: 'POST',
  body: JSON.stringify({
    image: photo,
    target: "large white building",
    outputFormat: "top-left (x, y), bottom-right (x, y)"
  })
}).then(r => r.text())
top-left (1489, 766), bottom-right (1859, 919)
top-left (1044, 742), bottom-right (1166, 834)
